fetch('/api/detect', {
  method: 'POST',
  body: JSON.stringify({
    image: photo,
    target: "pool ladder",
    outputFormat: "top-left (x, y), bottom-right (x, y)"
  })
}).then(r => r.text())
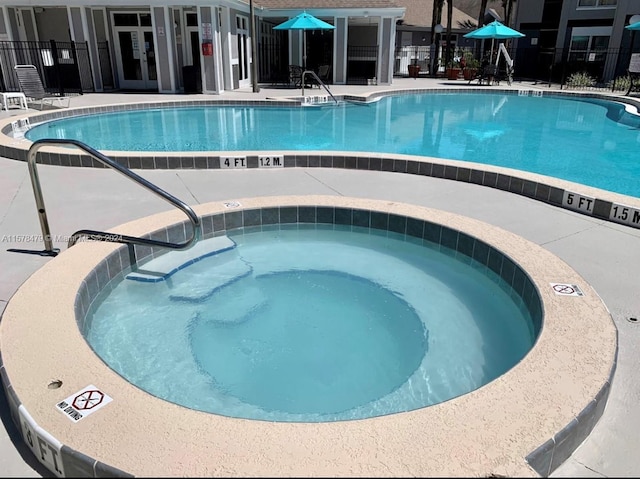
top-left (301, 70), bottom-right (339, 104)
top-left (8, 138), bottom-right (201, 258)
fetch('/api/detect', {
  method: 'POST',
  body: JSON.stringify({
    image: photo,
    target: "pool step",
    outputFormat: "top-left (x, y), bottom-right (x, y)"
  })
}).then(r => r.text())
top-left (190, 286), bottom-right (267, 326)
top-left (126, 235), bottom-right (236, 282)
top-left (169, 260), bottom-right (252, 303)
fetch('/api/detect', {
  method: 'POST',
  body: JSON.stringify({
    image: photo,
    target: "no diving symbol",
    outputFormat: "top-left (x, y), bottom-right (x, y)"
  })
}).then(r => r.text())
top-left (72, 390), bottom-right (104, 410)
top-left (550, 283), bottom-right (584, 297)
top-left (553, 284), bottom-right (575, 295)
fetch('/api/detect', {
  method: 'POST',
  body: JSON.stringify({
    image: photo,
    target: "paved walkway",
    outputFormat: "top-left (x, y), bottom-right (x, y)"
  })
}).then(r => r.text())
top-left (1, 78), bottom-right (639, 477)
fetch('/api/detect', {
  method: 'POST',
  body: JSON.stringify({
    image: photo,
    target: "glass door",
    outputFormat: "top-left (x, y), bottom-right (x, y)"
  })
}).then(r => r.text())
top-left (143, 31), bottom-right (158, 84)
top-left (112, 12), bottom-right (158, 90)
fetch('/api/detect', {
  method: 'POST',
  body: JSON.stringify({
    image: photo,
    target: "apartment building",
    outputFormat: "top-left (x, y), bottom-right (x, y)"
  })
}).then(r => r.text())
top-left (513, 0), bottom-right (640, 82)
top-left (0, 1), bottom-right (405, 94)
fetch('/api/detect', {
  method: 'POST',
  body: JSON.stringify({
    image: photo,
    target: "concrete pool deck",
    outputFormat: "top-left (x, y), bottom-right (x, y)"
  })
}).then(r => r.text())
top-left (0, 78), bottom-right (639, 477)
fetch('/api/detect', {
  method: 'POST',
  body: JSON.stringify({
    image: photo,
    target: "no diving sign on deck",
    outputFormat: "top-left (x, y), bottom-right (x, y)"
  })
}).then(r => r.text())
top-left (56, 385), bottom-right (112, 422)
top-left (550, 283), bottom-right (584, 297)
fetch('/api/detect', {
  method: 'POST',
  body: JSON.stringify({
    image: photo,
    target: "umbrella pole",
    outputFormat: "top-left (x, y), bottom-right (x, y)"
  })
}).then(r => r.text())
top-left (301, 31), bottom-right (307, 95)
top-left (303, 31), bottom-right (307, 70)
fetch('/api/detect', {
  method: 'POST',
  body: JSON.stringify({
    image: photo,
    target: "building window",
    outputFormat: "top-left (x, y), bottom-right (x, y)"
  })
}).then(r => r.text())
top-left (569, 35), bottom-right (609, 62)
top-left (577, 0), bottom-right (617, 8)
top-left (113, 13), bottom-right (139, 27)
top-left (186, 13), bottom-right (198, 27)
top-left (113, 12), bottom-right (153, 27)
top-left (139, 14), bottom-right (152, 27)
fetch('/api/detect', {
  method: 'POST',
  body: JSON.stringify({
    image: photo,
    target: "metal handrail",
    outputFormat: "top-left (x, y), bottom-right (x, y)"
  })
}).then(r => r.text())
top-left (25, 139), bottom-right (201, 256)
top-left (301, 70), bottom-right (339, 103)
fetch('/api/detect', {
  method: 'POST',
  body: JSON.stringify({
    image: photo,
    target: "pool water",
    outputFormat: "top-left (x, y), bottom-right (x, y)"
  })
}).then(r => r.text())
top-left (85, 224), bottom-right (535, 422)
top-left (26, 92), bottom-right (640, 197)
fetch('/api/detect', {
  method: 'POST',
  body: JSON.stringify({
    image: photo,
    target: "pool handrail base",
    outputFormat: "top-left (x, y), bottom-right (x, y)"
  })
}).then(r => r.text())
top-left (26, 138), bottom-right (202, 258)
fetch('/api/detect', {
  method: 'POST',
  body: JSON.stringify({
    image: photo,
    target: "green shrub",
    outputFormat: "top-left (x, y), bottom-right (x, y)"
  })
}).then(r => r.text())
top-left (461, 50), bottom-right (481, 69)
top-left (609, 75), bottom-right (632, 92)
top-left (565, 71), bottom-right (596, 89)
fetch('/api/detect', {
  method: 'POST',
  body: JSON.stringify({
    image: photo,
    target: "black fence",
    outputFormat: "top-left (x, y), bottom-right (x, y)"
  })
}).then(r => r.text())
top-left (514, 46), bottom-right (635, 92)
top-left (395, 46), bottom-right (432, 76)
top-left (0, 40), bottom-right (113, 95)
top-left (394, 45), bottom-right (484, 77)
top-left (258, 40), bottom-right (289, 85)
top-left (391, 43), bottom-right (636, 93)
top-left (1, 39), bottom-right (635, 95)
top-left (346, 45), bottom-right (378, 84)
top-left (259, 42), bottom-right (379, 85)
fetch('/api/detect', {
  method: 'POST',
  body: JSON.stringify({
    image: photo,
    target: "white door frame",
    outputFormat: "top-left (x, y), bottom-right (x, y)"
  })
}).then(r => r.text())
top-left (111, 11), bottom-right (158, 90)
top-left (235, 13), bottom-right (250, 88)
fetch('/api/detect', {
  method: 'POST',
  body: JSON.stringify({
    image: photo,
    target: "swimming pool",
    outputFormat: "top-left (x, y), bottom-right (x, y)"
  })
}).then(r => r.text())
top-left (24, 92), bottom-right (640, 198)
top-left (86, 224), bottom-right (536, 422)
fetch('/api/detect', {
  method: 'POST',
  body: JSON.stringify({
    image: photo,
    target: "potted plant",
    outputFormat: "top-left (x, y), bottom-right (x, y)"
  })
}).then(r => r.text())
top-left (445, 57), bottom-right (462, 80)
top-left (408, 59), bottom-right (421, 79)
top-left (461, 51), bottom-right (481, 81)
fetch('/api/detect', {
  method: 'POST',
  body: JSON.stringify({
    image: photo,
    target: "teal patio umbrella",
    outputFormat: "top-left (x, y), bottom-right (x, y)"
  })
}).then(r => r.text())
top-left (464, 20), bottom-right (525, 64)
top-left (273, 11), bottom-right (335, 69)
top-left (626, 21), bottom-right (640, 31)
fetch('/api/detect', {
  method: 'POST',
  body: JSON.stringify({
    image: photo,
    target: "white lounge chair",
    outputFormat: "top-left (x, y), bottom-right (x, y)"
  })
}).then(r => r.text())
top-left (14, 64), bottom-right (70, 110)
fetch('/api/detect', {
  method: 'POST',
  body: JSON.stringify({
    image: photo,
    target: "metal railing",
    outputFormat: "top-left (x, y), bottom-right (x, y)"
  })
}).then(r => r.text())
top-left (10, 139), bottom-right (201, 257)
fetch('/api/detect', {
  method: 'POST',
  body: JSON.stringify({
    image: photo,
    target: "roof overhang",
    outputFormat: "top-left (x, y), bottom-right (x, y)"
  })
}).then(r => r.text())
top-left (4, 1), bottom-right (404, 21)
top-left (258, 8), bottom-right (406, 20)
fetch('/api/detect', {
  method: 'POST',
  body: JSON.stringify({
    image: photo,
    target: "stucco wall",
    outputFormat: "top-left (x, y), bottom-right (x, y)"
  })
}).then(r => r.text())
top-left (35, 7), bottom-right (69, 42)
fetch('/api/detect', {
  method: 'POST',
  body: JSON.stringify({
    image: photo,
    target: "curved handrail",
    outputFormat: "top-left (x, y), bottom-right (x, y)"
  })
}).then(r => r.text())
top-left (27, 139), bottom-right (201, 254)
top-left (301, 70), bottom-right (339, 103)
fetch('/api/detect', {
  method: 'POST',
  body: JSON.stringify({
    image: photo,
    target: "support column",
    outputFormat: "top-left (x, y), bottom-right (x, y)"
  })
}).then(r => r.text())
top-left (152, 7), bottom-right (172, 92)
top-left (198, 6), bottom-right (221, 94)
top-left (334, 17), bottom-right (347, 84)
top-left (162, 5), bottom-right (176, 92)
top-left (219, 6), bottom-right (232, 91)
top-left (80, 7), bottom-right (102, 91)
top-left (377, 17), bottom-right (395, 85)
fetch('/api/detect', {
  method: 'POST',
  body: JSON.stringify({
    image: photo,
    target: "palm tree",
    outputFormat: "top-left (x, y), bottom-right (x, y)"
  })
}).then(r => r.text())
top-left (459, 19), bottom-right (477, 30)
top-left (430, 0), bottom-right (445, 76)
top-left (501, 0), bottom-right (516, 51)
top-left (445, 0), bottom-right (454, 68)
top-left (476, 0), bottom-right (489, 58)
top-left (502, 0), bottom-right (515, 26)
top-left (430, 0), bottom-right (445, 44)
top-left (477, 0), bottom-right (489, 29)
